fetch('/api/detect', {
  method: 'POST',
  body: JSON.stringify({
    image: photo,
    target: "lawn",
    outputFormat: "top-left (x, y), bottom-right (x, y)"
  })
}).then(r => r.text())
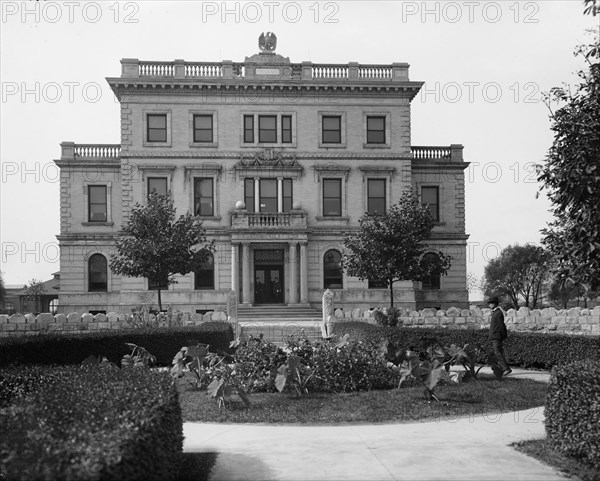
top-left (512, 439), bottom-right (600, 481)
top-left (178, 374), bottom-right (548, 424)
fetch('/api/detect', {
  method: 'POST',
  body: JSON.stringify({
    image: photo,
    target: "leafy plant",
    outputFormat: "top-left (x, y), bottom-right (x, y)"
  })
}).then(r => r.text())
top-left (171, 341), bottom-right (249, 409)
top-left (206, 378), bottom-right (250, 410)
top-left (373, 307), bottom-right (401, 327)
top-left (170, 343), bottom-right (212, 387)
top-left (81, 354), bottom-right (118, 370)
top-left (274, 355), bottom-right (315, 397)
top-left (121, 343), bottom-right (157, 368)
top-left (395, 348), bottom-right (448, 402)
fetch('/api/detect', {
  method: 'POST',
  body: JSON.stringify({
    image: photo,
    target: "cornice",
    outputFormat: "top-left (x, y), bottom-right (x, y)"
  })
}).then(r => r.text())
top-left (411, 161), bottom-right (470, 170)
top-left (121, 150), bottom-right (413, 161)
top-left (107, 78), bottom-right (423, 101)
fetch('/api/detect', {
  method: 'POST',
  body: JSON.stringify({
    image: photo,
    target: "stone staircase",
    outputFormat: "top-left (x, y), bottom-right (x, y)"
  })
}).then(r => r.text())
top-left (237, 305), bottom-right (324, 343)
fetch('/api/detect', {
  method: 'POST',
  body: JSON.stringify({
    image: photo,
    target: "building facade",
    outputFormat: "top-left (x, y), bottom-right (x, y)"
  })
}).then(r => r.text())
top-left (55, 37), bottom-right (469, 314)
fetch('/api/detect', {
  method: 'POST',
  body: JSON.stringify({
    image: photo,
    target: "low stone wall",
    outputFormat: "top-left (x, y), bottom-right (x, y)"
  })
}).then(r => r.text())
top-left (0, 310), bottom-right (229, 337)
top-left (333, 306), bottom-right (600, 336)
top-left (2, 306), bottom-right (599, 337)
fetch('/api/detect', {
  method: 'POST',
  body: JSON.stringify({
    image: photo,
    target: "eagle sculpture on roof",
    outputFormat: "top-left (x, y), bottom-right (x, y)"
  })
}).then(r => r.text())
top-left (258, 32), bottom-right (277, 52)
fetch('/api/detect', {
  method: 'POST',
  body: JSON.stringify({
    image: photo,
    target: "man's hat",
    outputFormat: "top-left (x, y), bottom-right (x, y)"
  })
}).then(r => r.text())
top-left (487, 296), bottom-right (500, 305)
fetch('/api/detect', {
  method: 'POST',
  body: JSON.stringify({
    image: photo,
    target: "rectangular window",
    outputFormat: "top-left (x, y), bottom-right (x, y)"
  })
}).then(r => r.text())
top-left (244, 115), bottom-right (254, 143)
top-left (283, 179), bottom-right (293, 212)
top-left (322, 116), bottom-right (341, 144)
top-left (195, 253), bottom-right (214, 290)
top-left (323, 179), bottom-right (342, 216)
top-left (194, 178), bottom-right (214, 216)
top-left (259, 115), bottom-right (277, 143)
top-left (281, 115), bottom-right (292, 143)
top-left (244, 178), bottom-right (255, 213)
top-left (88, 185), bottom-right (107, 222)
top-left (147, 114), bottom-right (167, 142)
top-left (147, 177), bottom-right (167, 197)
top-left (193, 114), bottom-right (213, 143)
top-left (367, 179), bottom-right (386, 214)
top-left (259, 179), bottom-right (277, 212)
top-left (367, 116), bottom-right (386, 144)
top-left (368, 279), bottom-right (388, 289)
top-left (422, 186), bottom-right (440, 222)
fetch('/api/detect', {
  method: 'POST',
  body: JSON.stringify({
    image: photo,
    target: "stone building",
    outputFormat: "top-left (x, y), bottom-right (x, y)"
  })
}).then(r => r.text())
top-left (54, 35), bottom-right (469, 314)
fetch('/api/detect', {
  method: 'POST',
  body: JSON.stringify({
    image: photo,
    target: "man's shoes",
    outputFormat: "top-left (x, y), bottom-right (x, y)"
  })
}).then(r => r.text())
top-left (503, 368), bottom-right (513, 376)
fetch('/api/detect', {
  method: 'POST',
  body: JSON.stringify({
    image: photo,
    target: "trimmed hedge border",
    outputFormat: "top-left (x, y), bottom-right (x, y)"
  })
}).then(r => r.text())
top-left (0, 365), bottom-right (183, 480)
top-left (545, 360), bottom-right (600, 471)
top-left (0, 322), bottom-right (234, 368)
top-left (334, 322), bottom-right (600, 369)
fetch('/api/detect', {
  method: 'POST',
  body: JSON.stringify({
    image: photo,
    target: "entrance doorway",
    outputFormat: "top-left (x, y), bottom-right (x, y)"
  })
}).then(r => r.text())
top-left (254, 266), bottom-right (284, 304)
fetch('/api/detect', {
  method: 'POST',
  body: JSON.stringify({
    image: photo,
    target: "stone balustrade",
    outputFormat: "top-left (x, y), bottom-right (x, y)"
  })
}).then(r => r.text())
top-left (60, 142), bottom-right (121, 161)
top-left (0, 311), bottom-right (230, 337)
top-left (412, 145), bottom-right (464, 162)
top-left (121, 58), bottom-right (410, 82)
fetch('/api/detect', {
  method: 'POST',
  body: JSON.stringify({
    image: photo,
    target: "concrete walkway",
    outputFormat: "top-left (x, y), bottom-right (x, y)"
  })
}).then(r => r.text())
top-left (184, 368), bottom-right (564, 481)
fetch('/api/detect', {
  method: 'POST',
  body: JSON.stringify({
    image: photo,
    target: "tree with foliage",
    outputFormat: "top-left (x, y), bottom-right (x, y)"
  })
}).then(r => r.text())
top-left (341, 190), bottom-right (451, 307)
top-left (482, 244), bottom-right (551, 310)
top-left (23, 279), bottom-right (47, 314)
top-left (0, 272), bottom-right (6, 308)
top-left (537, 22), bottom-right (600, 293)
top-left (110, 192), bottom-right (214, 311)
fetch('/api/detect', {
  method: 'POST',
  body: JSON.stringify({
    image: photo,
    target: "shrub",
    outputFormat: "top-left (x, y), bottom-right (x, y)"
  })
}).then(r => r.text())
top-left (306, 337), bottom-right (399, 392)
top-left (373, 307), bottom-right (401, 327)
top-left (231, 335), bottom-right (287, 393)
top-left (0, 364), bottom-right (183, 480)
top-left (545, 360), bottom-right (600, 471)
top-left (334, 322), bottom-right (600, 369)
top-left (0, 322), bottom-right (234, 367)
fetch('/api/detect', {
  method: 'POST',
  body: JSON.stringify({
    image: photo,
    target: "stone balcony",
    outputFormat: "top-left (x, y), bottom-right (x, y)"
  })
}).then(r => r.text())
top-left (411, 145), bottom-right (464, 162)
top-left (231, 210), bottom-right (307, 230)
top-left (119, 58), bottom-right (411, 82)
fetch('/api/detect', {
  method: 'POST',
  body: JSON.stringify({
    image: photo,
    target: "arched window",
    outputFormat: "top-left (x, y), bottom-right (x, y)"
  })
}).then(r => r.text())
top-left (323, 250), bottom-right (343, 289)
top-left (49, 299), bottom-right (59, 314)
top-left (421, 252), bottom-right (441, 290)
top-left (88, 254), bottom-right (108, 292)
top-left (195, 251), bottom-right (214, 290)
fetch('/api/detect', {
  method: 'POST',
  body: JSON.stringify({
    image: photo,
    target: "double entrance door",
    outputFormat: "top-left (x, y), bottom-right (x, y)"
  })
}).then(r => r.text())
top-left (254, 265), bottom-right (284, 304)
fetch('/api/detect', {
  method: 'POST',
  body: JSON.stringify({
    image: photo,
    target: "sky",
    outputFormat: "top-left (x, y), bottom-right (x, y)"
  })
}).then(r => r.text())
top-left (1, 0), bottom-right (598, 300)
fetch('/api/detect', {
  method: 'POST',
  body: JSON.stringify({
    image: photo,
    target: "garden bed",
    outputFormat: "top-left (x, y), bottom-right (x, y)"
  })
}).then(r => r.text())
top-left (178, 374), bottom-right (548, 424)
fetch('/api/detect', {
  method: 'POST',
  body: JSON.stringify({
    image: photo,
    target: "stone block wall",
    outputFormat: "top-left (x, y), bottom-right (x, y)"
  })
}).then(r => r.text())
top-left (0, 310), bottom-right (229, 338)
top-left (332, 305), bottom-right (600, 336)
top-left (3, 306), bottom-right (598, 338)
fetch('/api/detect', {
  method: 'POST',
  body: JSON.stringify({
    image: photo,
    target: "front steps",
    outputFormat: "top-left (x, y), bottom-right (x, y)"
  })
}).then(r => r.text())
top-left (236, 305), bottom-right (324, 343)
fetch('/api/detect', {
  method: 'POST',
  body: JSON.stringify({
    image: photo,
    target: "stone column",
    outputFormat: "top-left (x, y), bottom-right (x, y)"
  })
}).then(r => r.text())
top-left (231, 243), bottom-right (239, 293)
top-left (242, 243), bottom-right (250, 304)
top-left (322, 289), bottom-right (334, 338)
top-left (300, 242), bottom-right (308, 304)
top-left (254, 177), bottom-right (260, 212)
top-left (227, 290), bottom-right (239, 338)
top-left (288, 242), bottom-right (298, 304)
top-left (277, 177), bottom-right (283, 212)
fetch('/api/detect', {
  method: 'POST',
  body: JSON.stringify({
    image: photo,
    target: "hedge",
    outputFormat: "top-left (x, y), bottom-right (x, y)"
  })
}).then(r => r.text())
top-left (334, 322), bottom-right (600, 369)
top-left (545, 360), bottom-right (600, 470)
top-left (0, 364), bottom-right (184, 480)
top-left (0, 322), bottom-right (234, 368)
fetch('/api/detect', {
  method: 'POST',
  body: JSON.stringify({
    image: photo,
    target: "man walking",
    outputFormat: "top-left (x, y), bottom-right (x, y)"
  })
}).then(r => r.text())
top-left (488, 295), bottom-right (512, 376)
